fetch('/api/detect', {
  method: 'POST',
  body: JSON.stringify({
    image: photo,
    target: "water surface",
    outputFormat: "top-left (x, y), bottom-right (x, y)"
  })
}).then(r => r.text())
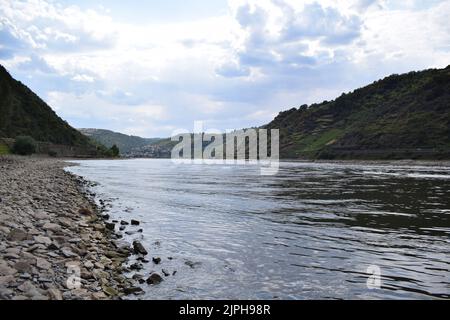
top-left (66, 159), bottom-right (450, 299)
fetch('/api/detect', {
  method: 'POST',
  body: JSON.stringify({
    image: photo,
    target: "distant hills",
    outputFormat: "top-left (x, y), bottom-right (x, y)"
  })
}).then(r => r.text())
top-left (84, 66), bottom-right (450, 160)
top-left (265, 65), bottom-right (450, 159)
top-left (0, 65), bottom-right (93, 148)
top-left (2, 62), bottom-right (449, 160)
top-left (78, 128), bottom-right (161, 154)
top-left (78, 128), bottom-right (175, 157)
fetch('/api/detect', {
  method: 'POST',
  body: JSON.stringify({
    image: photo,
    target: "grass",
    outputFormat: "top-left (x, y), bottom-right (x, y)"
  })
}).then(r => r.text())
top-left (300, 129), bottom-right (344, 152)
top-left (0, 143), bottom-right (11, 155)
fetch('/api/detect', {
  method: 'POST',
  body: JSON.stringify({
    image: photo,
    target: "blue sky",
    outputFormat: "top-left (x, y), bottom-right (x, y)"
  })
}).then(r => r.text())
top-left (1, 0), bottom-right (449, 137)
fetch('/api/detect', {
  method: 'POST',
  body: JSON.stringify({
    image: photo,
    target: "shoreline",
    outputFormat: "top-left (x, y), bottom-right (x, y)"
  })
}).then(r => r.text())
top-left (0, 156), bottom-right (139, 300)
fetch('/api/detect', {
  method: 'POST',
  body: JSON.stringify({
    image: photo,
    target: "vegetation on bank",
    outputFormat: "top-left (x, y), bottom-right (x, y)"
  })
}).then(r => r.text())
top-left (0, 65), bottom-right (116, 158)
top-left (0, 142), bottom-right (10, 155)
top-left (12, 136), bottom-right (37, 155)
top-left (78, 128), bottom-right (161, 154)
top-left (264, 65), bottom-right (450, 159)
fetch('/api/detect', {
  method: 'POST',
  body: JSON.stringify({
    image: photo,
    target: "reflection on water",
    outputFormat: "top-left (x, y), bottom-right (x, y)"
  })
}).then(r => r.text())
top-left (66, 160), bottom-right (450, 299)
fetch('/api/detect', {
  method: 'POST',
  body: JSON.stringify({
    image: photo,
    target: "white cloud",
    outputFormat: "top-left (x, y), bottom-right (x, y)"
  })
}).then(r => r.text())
top-left (1, 0), bottom-right (449, 137)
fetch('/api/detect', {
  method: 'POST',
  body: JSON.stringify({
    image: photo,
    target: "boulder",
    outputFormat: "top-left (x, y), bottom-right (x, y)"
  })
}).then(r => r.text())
top-left (146, 273), bottom-right (163, 285)
top-left (132, 241), bottom-right (148, 255)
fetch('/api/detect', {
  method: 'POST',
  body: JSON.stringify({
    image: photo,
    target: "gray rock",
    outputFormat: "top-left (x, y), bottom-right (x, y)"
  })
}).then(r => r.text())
top-left (14, 261), bottom-right (33, 273)
top-left (146, 273), bottom-right (163, 285)
top-left (48, 288), bottom-right (63, 300)
top-left (7, 229), bottom-right (28, 241)
top-left (162, 269), bottom-right (170, 277)
top-left (34, 236), bottom-right (52, 245)
top-left (132, 241), bottom-right (148, 255)
top-left (42, 222), bottom-right (61, 232)
top-left (105, 222), bottom-right (115, 231)
top-left (124, 287), bottom-right (143, 295)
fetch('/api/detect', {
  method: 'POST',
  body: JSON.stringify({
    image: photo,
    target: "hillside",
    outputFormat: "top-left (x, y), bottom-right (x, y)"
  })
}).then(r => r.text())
top-left (0, 65), bottom-right (95, 148)
top-left (264, 65), bottom-right (450, 159)
top-left (79, 128), bottom-right (162, 154)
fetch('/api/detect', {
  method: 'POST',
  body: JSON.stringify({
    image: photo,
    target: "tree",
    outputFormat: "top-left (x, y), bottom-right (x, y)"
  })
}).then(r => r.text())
top-left (110, 144), bottom-right (120, 157)
top-left (12, 136), bottom-right (37, 155)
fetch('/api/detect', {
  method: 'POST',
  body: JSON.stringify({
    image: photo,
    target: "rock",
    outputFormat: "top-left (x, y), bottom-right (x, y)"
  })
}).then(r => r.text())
top-left (0, 275), bottom-right (15, 286)
top-left (172, 270), bottom-right (177, 276)
top-left (94, 262), bottom-right (105, 270)
top-left (27, 244), bottom-right (45, 252)
top-left (102, 214), bottom-right (110, 220)
top-left (4, 253), bottom-right (20, 259)
top-left (129, 263), bottom-right (143, 271)
top-left (132, 274), bottom-right (143, 280)
top-left (78, 208), bottom-right (93, 215)
top-left (48, 288), bottom-right (63, 300)
top-left (130, 220), bottom-right (140, 226)
top-left (20, 273), bottom-right (31, 279)
top-left (124, 287), bottom-right (143, 295)
top-left (104, 251), bottom-right (120, 259)
top-left (43, 222), bottom-right (61, 232)
top-left (105, 222), bottom-right (115, 231)
top-left (61, 248), bottom-right (78, 258)
top-left (17, 281), bottom-right (40, 296)
top-left (162, 269), bottom-right (170, 277)
top-left (14, 261), bottom-right (32, 273)
top-left (102, 286), bottom-right (119, 297)
top-left (47, 242), bottom-right (59, 250)
top-left (84, 261), bottom-right (94, 269)
top-left (36, 257), bottom-right (52, 270)
top-left (34, 235), bottom-right (52, 245)
top-left (185, 260), bottom-right (202, 269)
top-left (132, 241), bottom-right (148, 255)
top-left (120, 220), bottom-right (129, 225)
top-left (92, 292), bottom-right (107, 300)
top-left (119, 226), bottom-right (126, 231)
top-left (152, 257), bottom-right (161, 265)
top-left (146, 273), bottom-right (163, 285)
top-left (38, 277), bottom-right (53, 283)
top-left (0, 286), bottom-right (13, 299)
top-left (7, 229), bottom-right (28, 241)
top-left (35, 257), bottom-right (52, 270)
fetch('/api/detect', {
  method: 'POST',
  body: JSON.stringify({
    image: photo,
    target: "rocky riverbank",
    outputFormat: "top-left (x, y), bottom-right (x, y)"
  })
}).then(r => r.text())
top-left (0, 156), bottom-right (140, 300)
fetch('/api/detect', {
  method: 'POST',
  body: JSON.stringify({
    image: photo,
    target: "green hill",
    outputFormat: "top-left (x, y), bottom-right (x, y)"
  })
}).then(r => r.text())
top-left (264, 65), bottom-right (450, 159)
top-left (78, 128), bottom-right (162, 154)
top-left (0, 64), bottom-right (95, 148)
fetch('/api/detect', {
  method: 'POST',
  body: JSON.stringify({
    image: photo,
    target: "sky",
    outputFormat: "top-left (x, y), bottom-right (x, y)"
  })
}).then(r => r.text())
top-left (1, 0), bottom-right (449, 138)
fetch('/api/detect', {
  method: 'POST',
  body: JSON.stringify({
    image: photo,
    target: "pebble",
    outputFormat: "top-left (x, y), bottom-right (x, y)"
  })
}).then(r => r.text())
top-left (0, 157), bottom-right (133, 300)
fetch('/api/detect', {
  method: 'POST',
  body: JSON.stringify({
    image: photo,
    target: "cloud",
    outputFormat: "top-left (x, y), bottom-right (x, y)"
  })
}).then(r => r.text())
top-left (0, 1), bottom-right (117, 54)
top-left (1, 0), bottom-right (449, 137)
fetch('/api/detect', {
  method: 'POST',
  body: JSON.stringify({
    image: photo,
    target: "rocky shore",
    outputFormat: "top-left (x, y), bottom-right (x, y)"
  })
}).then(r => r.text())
top-left (0, 156), bottom-right (140, 300)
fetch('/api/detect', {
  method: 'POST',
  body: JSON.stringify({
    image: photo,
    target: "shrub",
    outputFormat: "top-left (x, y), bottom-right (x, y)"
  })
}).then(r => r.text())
top-left (110, 144), bottom-right (120, 157)
top-left (48, 150), bottom-right (58, 157)
top-left (13, 136), bottom-right (37, 156)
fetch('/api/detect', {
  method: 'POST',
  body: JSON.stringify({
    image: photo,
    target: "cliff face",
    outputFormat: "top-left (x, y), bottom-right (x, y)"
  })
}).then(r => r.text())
top-left (0, 65), bottom-right (93, 147)
top-left (265, 66), bottom-right (450, 159)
